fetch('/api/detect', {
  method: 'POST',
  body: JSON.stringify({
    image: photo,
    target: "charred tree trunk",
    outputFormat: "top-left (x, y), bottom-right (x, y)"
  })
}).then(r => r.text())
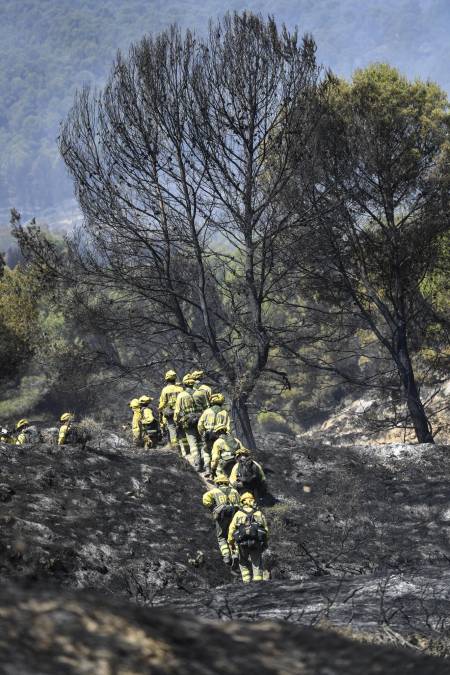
top-left (232, 395), bottom-right (257, 450)
top-left (394, 324), bottom-right (434, 444)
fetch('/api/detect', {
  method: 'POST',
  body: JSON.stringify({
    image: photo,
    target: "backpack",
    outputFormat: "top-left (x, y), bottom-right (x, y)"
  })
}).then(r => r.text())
top-left (204, 429), bottom-right (218, 443)
top-left (141, 407), bottom-right (156, 427)
top-left (220, 435), bottom-right (239, 463)
top-left (213, 503), bottom-right (236, 522)
top-left (212, 488), bottom-right (237, 522)
top-left (233, 509), bottom-right (267, 548)
top-left (237, 458), bottom-right (259, 484)
top-left (163, 388), bottom-right (180, 418)
top-left (23, 426), bottom-right (42, 443)
top-left (185, 411), bottom-right (201, 428)
top-left (193, 388), bottom-right (209, 413)
top-left (65, 424), bottom-right (90, 446)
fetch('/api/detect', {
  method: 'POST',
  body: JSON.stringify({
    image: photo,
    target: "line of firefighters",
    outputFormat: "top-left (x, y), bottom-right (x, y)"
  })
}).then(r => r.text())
top-left (0, 369), bottom-right (270, 584)
top-left (0, 413), bottom-right (81, 446)
top-left (129, 369), bottom-right (270, 583)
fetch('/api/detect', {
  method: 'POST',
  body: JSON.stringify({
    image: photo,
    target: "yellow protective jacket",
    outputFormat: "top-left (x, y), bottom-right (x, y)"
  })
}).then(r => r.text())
top-left (17, 426), bottom-right (40, 445)
top-left (227, 506), bottom-right (269, 545)
top-left (58, 423), bottom-right (69, 445)
top-left (211, 434), bottom-right (243, 473)
top-left (16, 431), bottom-right (28, 445)
top-left (131, 408), bottom-right (142, 441)
top-left (198, 383), bottom-right (212, 400)
top-left (197, 406), bottom-right (231, 435)
top-left (173, 389), bottom-right (196, 423)
top-left (229, 459), bottom-right (266, 487)
top-left (158, 383), bottom-right (183, 413)
top-left (141, 406), bottom-right (155, 427)
top-left (202, 485), bottom-right (241, 511)
top-left (192, 386), bottom-right (210, 413)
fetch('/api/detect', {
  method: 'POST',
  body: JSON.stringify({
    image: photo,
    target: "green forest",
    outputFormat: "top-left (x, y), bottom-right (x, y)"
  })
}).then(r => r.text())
top-left (0, 0), bottom-right (449, 218)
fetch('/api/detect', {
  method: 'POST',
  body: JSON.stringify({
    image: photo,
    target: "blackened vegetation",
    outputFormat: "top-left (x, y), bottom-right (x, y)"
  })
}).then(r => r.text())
top-left (0, 433), bottom-right (449, 657)
top-left (1, 583), bottom-right (448, 675)
top-left (0, 441), bottom-right (224, 597)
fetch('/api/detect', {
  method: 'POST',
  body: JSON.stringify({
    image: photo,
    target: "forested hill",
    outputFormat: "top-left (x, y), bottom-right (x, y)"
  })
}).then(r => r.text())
top-left (1, 0), bottom-right (449, 222)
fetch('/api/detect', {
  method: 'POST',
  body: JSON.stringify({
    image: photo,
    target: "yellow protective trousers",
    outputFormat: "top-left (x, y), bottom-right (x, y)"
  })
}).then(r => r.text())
top-left (237, 545), bottom-right (264, 583)
top-left (215, 519), bottom-right (232, 563)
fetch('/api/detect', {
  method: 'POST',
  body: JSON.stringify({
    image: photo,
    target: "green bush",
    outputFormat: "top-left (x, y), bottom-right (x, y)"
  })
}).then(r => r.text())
top-left (257, 411), bottom-right (294, 436)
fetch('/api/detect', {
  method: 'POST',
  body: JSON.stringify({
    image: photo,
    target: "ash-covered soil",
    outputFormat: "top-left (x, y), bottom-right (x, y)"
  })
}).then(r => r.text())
top-left (0, 430), bottom-right (449, 665)
top-left (256, 434), bottom-right (450, 580)
top-left (0, 438), bottom-right (225, 598)
top-left (0, 583), bottom-right (447, 675)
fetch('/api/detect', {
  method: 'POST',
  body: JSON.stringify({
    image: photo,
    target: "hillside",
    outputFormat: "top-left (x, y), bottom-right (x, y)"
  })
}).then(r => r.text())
top-left (1, 427), bottom-right (449, 666)
top-left (1, 583), bottom-right (448, 674)
top-left (0, 0), bottom-right (449, 223)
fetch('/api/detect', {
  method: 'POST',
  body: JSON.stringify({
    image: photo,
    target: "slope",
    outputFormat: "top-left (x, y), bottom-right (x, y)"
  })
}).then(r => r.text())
top-left (0, 582), bottom-right (448, 675)
top-left (0, 437), bottom-right (225, 598)
top-left (0, 429), bottom-right (449, 657)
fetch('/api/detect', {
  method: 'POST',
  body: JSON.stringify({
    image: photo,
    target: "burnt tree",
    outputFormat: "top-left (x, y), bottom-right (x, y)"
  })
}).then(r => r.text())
top-left (54, 13), bottom-right (320, 447)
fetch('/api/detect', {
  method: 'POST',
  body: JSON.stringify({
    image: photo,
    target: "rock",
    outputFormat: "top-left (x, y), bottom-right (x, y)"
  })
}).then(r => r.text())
top-left (0, 483), bottom-right (15, 502)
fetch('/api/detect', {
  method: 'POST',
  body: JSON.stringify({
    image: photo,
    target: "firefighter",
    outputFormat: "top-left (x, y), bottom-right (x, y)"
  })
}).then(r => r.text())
top-left (158, 370), bottom-right (183, 446)
top-left (174, 374), bottom-right (201, 469)
top-left (210, 423), bottom-right (243, 477)
top-left (202, 474), bottom-right (240, 565)
top-left (139, 395), bottom-right (159, 449)
top-left (228, 492), bottom-right (269, 583)
top-left (197, 393), bottom-right (231, 477)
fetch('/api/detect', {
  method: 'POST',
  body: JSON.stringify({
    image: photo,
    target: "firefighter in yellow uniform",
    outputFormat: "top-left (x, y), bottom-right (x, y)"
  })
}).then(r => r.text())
top-left (174, 374), bottom-right (201, 469)
top-left (229, 447), bottom-right (267, 500)
top-left (228, 492), bottom-right (269, 583)
top-left (15, 419), bottom-right (29, 445)
top-left (191, 370), bottom-right (212, 402)
top-left (210, 423), bottom-right (243, 477)
top-left (202, 474), bottom-right (240, 565)
top-left (139, 395), bottom-right (159, 449)
top-left (0, 427), bottom-right (14, 444)
top-left (58, 412), bottom-right (75, 445)
top-left (158, 370), bottom-right (183, 446)
top-left (197, 393), bottom-right (231, 477)
top-left (16, 419), bottom-right (40, 445)
top-left (129, 398), bottom-right (142, 446)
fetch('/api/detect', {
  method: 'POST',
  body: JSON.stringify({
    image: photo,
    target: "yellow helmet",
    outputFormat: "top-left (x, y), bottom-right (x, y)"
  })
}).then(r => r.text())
top-left (241, 492), bottom-right (255, 505)
top-left (60, 412), bottom-right (74, 422)
top-left (213, 421), bottom-right (228, 433)
top-left (139, 395), bottom-right (153, 405)
top-left (16, 418), bottom-right (29, 430)
top-left (182, 374), bottom-right (195, 386)
top-left (191, 370), bottom-right (204, 380)
top-left (129, 398), bottom-right (140, 409)
top-left (236, 447), bottom-right (251, 457)
top-left (165, 370), bottom-right (177, 382)
top-left (214, 474), bottom-right (229, 485)
top-left (210, 393), bottom-right (224, 405)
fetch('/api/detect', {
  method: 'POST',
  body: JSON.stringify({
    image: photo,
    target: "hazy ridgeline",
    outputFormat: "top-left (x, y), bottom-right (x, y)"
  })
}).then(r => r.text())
top-left (0, 0), bottom-right (449, 223)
